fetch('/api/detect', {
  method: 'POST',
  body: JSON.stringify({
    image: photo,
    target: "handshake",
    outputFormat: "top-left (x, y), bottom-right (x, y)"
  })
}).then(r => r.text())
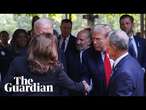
top-left (82, 79), bottom-right (92, 96)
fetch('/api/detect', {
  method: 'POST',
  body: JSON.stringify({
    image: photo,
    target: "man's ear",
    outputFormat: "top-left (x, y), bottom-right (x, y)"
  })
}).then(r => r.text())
top-left (111, 44), bottom-right (117, 51)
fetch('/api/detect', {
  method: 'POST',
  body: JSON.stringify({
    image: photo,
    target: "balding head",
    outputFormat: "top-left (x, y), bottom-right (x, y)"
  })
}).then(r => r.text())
top-left (33, 18), bottom-right (53, 36)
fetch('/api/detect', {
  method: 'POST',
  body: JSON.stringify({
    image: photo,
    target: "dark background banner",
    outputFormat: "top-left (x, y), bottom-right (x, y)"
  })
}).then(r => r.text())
top-left (0, 0), bottom-right (145, 13)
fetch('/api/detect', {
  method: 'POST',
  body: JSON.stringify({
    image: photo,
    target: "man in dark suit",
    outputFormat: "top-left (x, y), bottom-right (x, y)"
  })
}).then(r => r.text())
top-left (58, 19), bottom-right (77, 72)
top-left (120, 14), bottom-right (146, 94)
top-left (120, 14), bottom-right (146, 72)
top-left (65, 29), bottom-right (92, 96)
top-left (82, 24), bottom-right (113, 96)
top-left (107, 30), bottom-right (144, 96)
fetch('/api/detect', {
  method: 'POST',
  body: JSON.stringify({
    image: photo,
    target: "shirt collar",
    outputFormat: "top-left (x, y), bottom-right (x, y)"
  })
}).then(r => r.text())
top-left (61, 34), bottom-right (70, 41)
top-left (129, 35), bottom-right (134, 39)
top-left (113, 52), bottom-right (128, 68)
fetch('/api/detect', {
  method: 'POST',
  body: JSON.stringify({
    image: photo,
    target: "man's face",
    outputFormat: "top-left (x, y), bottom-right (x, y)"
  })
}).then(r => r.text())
top-left (92, 32), bottom-right (106, 52)
top-left (120, 17), bottom-right (133, 35)
top-left (60, 22), bottom-right (72, 38)
top-left (76, 32), bottom-right (90, 51)
top-left (106, 37), bottom-right (117, 61)
top-left (34, 24), bottom-right (53, 36)
top-left (16, 33), bottom-right (28, 48)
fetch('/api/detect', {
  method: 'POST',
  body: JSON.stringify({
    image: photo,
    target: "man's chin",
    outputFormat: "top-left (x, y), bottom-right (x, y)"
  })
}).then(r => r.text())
top-left (95, 48), bottom-right (102, 52)
top-left (76, 46), bottom-right (81, 51)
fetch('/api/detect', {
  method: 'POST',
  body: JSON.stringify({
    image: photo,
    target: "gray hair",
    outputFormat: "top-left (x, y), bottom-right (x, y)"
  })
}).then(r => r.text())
top-left (92, 24), bottom-right (113, 37)
top-left (108, 30), bottom-right (129, 50)
top-left (34, 18), bottom-right (53, 35)
top-left (78, 29), bottom-right (92, 41)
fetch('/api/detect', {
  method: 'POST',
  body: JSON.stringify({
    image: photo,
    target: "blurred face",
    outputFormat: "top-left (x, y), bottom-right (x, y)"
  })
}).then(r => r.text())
top-left (60, 22), bottom-right (72, 38)
top-left (34, 24), bottom-right (53, 36)
top-left (1, 36), bottom-right (9, 45)
top-left (16, 33), bottom-right (28, 48)
top-left (76, 32), bottom-right (90, 51)
top-left (92, 32), bottom-right (107, 52)
top-left (120, 17), bottom-right (133, 35)
top-left (107, 38), bottom-right (117, 61)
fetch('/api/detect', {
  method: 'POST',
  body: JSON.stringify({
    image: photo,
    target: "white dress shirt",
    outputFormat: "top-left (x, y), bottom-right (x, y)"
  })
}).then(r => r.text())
top-left (129, 35), bottom-right (138, 58)
top-left (111, 52), bottom-right (129, 77)
top-left (101, 51), bottom-right (114, 69)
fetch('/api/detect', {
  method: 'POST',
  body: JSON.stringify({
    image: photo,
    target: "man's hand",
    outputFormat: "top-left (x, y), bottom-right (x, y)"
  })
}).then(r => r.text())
top-left (82, 80), bottom-right (92, 96)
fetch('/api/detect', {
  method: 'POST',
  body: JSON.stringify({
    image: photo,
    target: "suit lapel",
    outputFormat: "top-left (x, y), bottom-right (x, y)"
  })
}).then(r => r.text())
top-left (94, 50), bottom-right (106, 86)
top-left (65, 35), bottom-right (75, 54)
top-left (93, 50), bottom-right (105, 76)
top-left (109, 55), bottom-right (129, 83)
top-left (134, 36), bottom-right (142, 59)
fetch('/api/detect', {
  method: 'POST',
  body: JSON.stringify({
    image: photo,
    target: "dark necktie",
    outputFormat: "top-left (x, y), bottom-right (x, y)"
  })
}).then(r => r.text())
top-left (128, 38), bottom-right (136, 58)
top-left (104, 50), bottom-right (112, 87)
top-left (60, 38), bottom-right (66, 72)
top-left (80, 50), bottom-right (84, 63)
top-left (61, 38), bottom-right (66, 52)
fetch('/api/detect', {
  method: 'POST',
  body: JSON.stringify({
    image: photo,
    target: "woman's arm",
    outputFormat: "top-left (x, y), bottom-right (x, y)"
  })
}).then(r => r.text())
top-left (56, 68), bottom-right (85, 93)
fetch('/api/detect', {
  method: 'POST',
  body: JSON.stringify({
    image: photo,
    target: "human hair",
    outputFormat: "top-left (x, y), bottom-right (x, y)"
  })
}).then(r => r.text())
top-left (12, 29), bottom-right (28, 39)
top-left (61, 19), bottom-right (72, 27)
top-left (33, 18), bottom-right (53, 35)
top-left (84, 29), bottom-right (92, 41)
top-left (32, 16), bottom-right (40, 29)
top-left (0, 31), bottom-right (9, 39)
top-left (78, 29), bottom-right (92, 44)
top-left (27, 33), bottom-right (60, 74)
top-left (0, 31), bottom-right (9, 41)
top-left (84, 27), bottom-right (92, 32)
top-left (0, 31), bottom-right (9, 47)
top-left (92, 24), bottom-right (112, 38)
top-left (119, 15), bottom-right (134, 23)
top-left (108, 30), bottom-right (129, 51)
top-left (11, 29), bottom-right (28, 48)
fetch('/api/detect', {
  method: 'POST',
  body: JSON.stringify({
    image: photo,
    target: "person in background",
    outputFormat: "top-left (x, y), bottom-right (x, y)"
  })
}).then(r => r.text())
top-left (120, 14), bottom-right (146, 72)
top-left (10, 29), bottom-right (29, 58)
top-left (135, 32), bottom-right (143, 38)
top-left (0, 31), bottom-right (13, 82)
top-left (33, 18), bottom-right (60, 59)
top-left (58, 19), bottom-right (77, 72)
top-left (0, 31), bottom-right (10, 48)
top-left (66, 29), bottom-right (92, 96)
top-left (119, 15), bottom-right (146, 95)
top-left (33, 18), bottom-right (54, 36)
top-left (28, 15), bottom-right (40, 41)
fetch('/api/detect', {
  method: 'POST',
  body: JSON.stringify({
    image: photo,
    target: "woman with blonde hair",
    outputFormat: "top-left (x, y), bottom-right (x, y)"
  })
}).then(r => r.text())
top-left (1, 33), bottom-right (87, 96)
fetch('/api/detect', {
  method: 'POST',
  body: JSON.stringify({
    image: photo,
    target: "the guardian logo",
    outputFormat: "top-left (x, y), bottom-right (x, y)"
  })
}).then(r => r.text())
top-left (4, 76), bottom-right (53, 92)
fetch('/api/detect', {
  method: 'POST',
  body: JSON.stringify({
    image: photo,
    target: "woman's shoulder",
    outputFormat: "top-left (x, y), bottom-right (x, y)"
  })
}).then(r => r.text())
top-left (50, 63), bottom-right (64, 74)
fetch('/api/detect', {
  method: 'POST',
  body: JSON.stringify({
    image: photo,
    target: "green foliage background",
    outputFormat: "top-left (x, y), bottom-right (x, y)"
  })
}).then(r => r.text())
top-left (0, 14), bottom-right (141, 38)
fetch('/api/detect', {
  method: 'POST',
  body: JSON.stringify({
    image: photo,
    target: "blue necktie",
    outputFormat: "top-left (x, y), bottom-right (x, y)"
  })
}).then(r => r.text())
top-left (61, 38), bottom-right (66, 52)
top-left (60, 38), bottom-right (67, 72)
top-left (128, 38), bottom-right (136, 58)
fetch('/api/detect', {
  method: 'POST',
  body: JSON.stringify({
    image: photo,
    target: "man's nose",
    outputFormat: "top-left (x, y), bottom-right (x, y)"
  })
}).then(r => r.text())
top-left (93, 40), bottom-right (97, 44)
